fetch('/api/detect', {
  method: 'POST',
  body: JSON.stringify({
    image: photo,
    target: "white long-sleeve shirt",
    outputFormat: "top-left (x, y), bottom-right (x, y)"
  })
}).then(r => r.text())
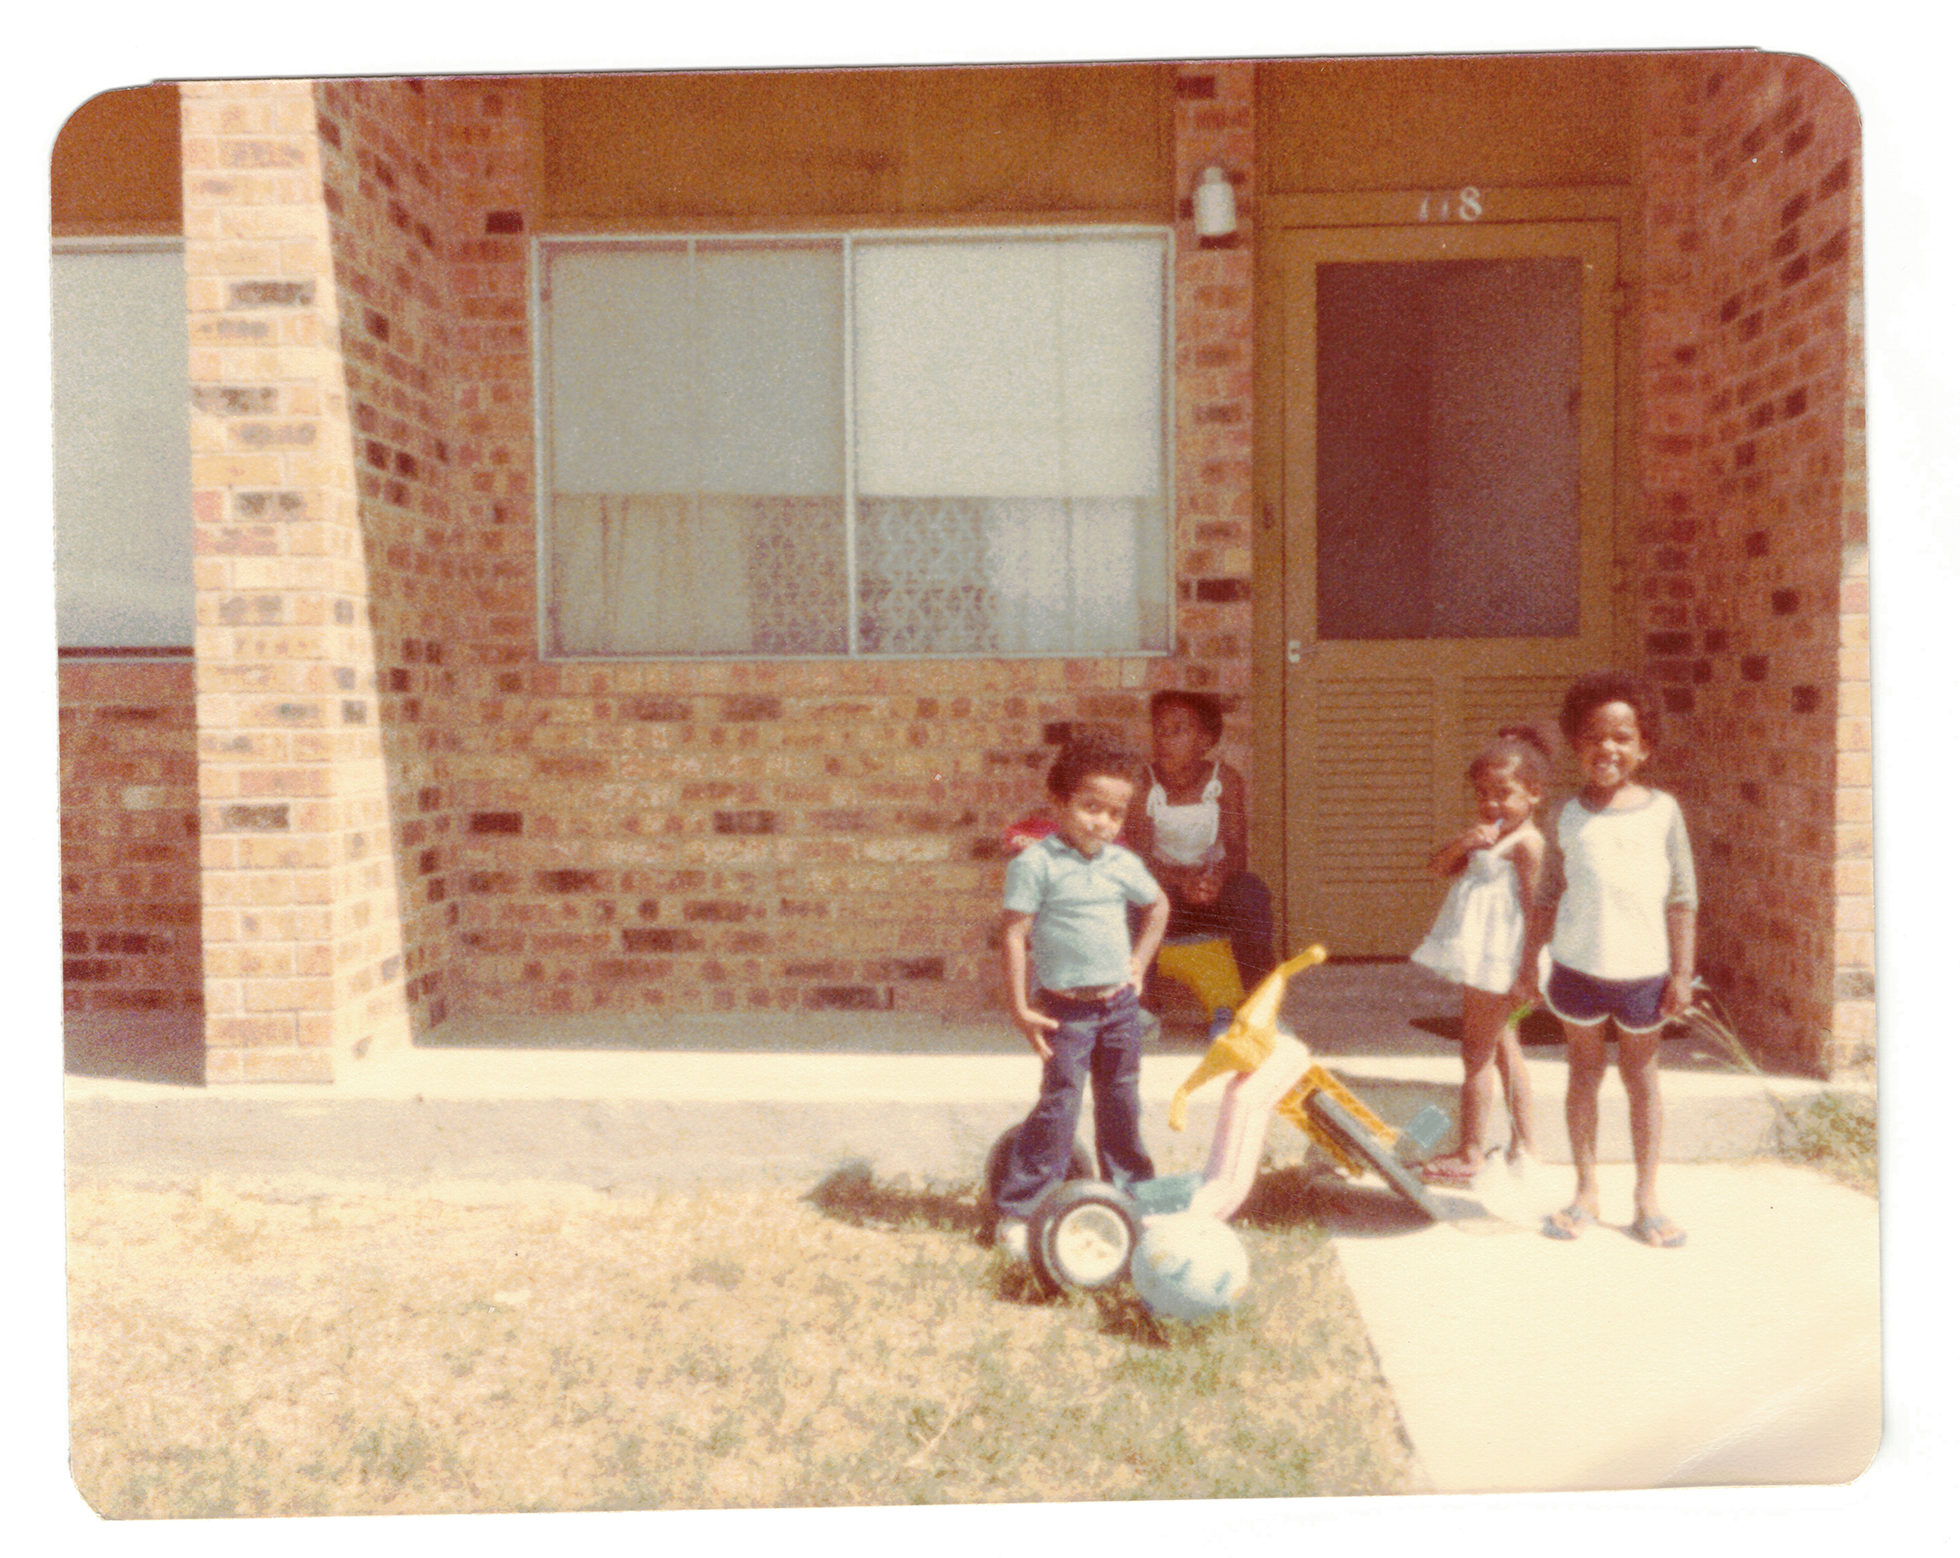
top-left (1546, 790), bottom-right (1697, 982)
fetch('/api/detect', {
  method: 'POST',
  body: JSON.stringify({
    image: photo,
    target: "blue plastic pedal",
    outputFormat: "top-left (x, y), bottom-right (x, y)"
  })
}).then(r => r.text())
top-left (1393, 1105), bottom-right (1451, 1160)
top-left (1131, 1170), bottom-right (1204, 1215)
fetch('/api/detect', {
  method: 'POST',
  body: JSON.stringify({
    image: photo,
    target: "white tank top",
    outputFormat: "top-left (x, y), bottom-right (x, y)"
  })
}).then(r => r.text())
top-left (1145, 764), bottom-right (1225, 868)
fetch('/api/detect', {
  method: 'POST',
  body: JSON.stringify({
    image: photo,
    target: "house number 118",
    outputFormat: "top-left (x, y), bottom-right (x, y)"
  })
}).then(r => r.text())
top-left (1417, 187), bottom-right (1484, 222)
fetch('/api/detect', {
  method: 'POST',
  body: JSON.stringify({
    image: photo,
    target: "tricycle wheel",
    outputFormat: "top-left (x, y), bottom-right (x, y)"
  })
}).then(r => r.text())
top-left (982, 1126), bottom-right (1098, 1212)
top-left (1028, 1180), bottom-right (1141, 1293)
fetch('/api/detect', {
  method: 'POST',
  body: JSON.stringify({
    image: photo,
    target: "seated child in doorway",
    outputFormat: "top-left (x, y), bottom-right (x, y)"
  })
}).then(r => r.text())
top-left (1520, 671), bottom-right (1698, 1249)
top-left (1127, 691), bottom-right (1276, 1033)
top-left (1409, 726), bottom-right (1552, 1184)
top-left (993, 731), bottom-right (1171, 1262)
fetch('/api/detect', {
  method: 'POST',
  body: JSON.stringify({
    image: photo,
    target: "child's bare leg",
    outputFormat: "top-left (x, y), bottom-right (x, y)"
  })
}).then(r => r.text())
top-left (1431, 989), bottom-right (1505, 1171)
top-left (1561, 1019), bottom-right (1610, 1215)
top-left (1617, 1025), bottom-right (1667, 1223)
top-left (1493, 1015), bottom-right (1536, 1160)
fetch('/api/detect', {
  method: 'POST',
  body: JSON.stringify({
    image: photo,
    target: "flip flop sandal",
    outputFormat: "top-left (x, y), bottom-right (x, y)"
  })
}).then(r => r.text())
top-left (1418, 1158), bottom-right (1480, 1186)
top-left (1542, 1205), bottom-right (1598, 1240)
top-left (1631, 1214), bottom-right (1687, 1248)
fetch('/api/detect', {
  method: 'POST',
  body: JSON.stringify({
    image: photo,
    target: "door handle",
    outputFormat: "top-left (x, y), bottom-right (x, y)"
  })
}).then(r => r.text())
top-left (1287, 638), bottom-right (1304, 665)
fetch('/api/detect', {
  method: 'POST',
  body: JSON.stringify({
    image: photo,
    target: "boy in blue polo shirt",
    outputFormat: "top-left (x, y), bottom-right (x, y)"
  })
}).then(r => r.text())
top-left (994, 731), bottom-right (1170, 1260)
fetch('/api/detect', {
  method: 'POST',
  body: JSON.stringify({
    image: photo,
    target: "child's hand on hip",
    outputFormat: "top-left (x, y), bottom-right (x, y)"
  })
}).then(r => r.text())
top-left (1013, 1006), bottom-right (1060, 1059)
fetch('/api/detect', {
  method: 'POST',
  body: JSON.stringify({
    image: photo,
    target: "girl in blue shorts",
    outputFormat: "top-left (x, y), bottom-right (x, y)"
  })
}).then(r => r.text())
top-left (1517, 671), bottom-right (1698, 1248)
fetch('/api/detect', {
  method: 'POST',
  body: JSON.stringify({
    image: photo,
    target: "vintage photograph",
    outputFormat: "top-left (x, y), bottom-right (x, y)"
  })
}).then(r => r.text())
top-left (49, 35), bottom-right (1892, 1533)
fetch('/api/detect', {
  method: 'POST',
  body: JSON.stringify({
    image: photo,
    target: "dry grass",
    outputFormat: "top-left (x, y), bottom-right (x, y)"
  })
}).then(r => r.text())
top-left (68, 1166), bottom-right (1418, 1518)
top-left (1781, 1091), bottom-right (1878, 1196)
top-left (1680, 985), bottom-right (1878, 1197)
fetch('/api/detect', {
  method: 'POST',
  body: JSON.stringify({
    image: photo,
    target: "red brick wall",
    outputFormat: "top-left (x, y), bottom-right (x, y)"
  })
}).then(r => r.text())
top-left (1171, 63), bottom-right (1257, 724)
top-left (72, 63), bottom-right (1872, 1072)
top-left (58, 661), bottom-right (204, 1013)
top-left (313, 79), bottom-right (467, 1032)
top-left (1634, 53), bottom-right (1868, 1074)
top-left (419, 71), bottom-right (1259, 1021)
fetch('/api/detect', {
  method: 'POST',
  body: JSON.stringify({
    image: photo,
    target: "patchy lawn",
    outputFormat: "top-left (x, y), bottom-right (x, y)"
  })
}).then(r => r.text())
top-left (1779, 1090), bottom-right (1878, 1196)
top-left (68, 1166), bottom-right (1419, 1518)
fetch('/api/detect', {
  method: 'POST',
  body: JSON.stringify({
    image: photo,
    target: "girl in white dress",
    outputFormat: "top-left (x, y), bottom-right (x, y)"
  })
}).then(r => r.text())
top-left (1410, 727), bottom-right (1552, 1183)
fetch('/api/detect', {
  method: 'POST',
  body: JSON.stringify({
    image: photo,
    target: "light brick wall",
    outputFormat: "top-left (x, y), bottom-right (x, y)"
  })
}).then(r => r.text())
top-left (313, 79), bottom-right (468, 1032)
top-left (1635, 54), bottom-right (1869, 1074)
top-left (182, 80), bottom-right (411, 1080)
top-left (419, 69), bottom-right (1259, 1022)
top-left (58, 661), bottom-right (204, 1013)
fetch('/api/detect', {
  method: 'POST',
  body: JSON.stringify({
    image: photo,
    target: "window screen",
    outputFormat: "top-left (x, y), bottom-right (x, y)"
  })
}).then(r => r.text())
top-left (539, 231), bottom-right (1171, 658)
top-left (53, 244), bottom-right (194, 650)
top-left (1315, 257), bottom-right (1581, 641)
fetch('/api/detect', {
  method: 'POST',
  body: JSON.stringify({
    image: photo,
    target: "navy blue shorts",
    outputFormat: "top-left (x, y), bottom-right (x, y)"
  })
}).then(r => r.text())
top-left (1544, 961), bottom-right (1670, 1034)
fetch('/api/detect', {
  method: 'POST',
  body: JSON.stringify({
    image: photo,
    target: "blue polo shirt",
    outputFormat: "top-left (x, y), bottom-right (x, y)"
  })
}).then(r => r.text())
top-left (1004, 833), bottom-right (1162, 991)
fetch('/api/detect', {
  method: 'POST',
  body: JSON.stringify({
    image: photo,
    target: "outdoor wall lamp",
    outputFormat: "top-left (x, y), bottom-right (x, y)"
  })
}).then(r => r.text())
top-left (1193, 165), bottom-right (1237, 237)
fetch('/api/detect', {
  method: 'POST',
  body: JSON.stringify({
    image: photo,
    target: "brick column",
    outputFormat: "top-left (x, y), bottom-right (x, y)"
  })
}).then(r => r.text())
top-left (312, 78), bottom-right (478, 1036)
top-left (182, 80), bottom-right (410, 1081)
top-left (1169, 62), bottom-right (1257, 742)
top-left (1832, 156), bottom-right (1873, 1071)
top-left (1634, 54), bottom-right (1869, 1075)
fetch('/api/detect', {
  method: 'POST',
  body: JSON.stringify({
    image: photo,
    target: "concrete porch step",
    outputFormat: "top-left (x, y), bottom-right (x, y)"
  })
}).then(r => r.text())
top-left (64, 1042), bottom-right (1855, 1202)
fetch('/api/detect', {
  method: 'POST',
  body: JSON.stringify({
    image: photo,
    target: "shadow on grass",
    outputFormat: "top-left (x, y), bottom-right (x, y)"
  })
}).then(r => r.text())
top-left (805, 1156), bottom-right (1429, 1248)
top-left (1233, 1163), bottom-right (1330, 1230)
top-left (803, 1160), bottom-right (989, 1239)
top-left (1234, 1160), bottom-right (1430, 1236)
top-left (1294, 1176), bottom-right (1438, 1237)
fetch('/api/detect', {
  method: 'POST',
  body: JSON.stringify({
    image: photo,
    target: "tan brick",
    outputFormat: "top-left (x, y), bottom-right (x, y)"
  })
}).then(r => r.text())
top-left (211, 1011), bottom-right (297, 1050)
top-left (241, 976), bottom-right (335, 1013)
top-left (213, 944), bottom-right (297, 979)
top-left (192, 454), bottom-right (285, 487)
top-left (1831, 1002), bottom-right (1876, 1046)
top-left (296, 941), bottom-right (336, 977)
top-left (297, 1014), bottom-right (337, 1048)
top-left (236, 1048), bottom-right (335, 1083)
top-left (1835, 787), bottom-right (1872, 823)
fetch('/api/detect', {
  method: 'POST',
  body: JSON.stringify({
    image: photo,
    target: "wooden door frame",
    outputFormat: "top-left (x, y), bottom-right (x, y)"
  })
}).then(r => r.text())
top-left (1248, 185), bottom-right (1642, 957)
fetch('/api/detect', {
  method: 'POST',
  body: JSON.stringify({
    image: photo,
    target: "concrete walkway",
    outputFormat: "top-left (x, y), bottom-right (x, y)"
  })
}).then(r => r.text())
top-left (1319, 1159), bottom-right (1880, 1491)
top-left (63, 962), bottom-right (1882, 1496)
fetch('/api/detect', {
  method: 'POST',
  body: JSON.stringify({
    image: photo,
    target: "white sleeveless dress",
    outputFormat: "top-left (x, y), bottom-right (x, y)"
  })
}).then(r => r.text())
top-left (1410, 825), bottom-right (1537, 995)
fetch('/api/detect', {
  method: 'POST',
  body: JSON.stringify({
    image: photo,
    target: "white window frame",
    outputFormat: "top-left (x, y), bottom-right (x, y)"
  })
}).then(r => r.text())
top-left (530, 226), bottom-right (1177, 661)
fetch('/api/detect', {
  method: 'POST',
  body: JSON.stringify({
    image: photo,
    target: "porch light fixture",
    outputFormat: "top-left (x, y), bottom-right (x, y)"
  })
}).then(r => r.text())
top-left (1193, 165), bottom-right (1237, 237)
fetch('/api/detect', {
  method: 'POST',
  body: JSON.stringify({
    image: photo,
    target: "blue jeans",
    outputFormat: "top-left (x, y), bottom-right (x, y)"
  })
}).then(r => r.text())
top-left (994, 987), bottom-right (1156, 1220)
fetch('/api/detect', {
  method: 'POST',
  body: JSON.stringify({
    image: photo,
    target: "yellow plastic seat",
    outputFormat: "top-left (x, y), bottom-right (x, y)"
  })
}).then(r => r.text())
top-left (1154, 934), bottom-right (1244, 1019)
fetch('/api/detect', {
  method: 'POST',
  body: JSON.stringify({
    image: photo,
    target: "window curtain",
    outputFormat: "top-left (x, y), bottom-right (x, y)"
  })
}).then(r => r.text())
top-left (550, 495), bottom-right (753, 654)
top-left (541, 233), bottom-right (1168, 657)
top-left (852, 237), bottom-right (1168, 656)
top-left (545, 242), bottom-right (844, 656)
